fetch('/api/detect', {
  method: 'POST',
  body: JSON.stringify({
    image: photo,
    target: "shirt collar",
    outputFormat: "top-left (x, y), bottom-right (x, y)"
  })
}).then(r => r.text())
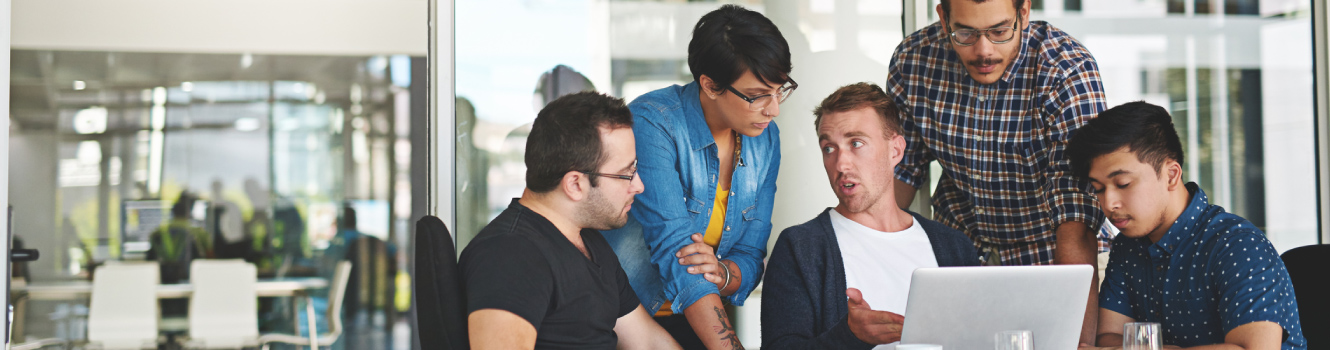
top-left (1152, 182), bottom-right (1208, 255)
top-left (681, 81), bottom-right (718, 151)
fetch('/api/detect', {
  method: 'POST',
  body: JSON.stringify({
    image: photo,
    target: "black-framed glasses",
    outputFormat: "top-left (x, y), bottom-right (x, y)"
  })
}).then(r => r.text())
top-left (947, 16), bottom-right (1020, 46)
top-left (582, 160), bottom-right (638, 182)
top-left (584, 171), bottom-right (635, 182)
top-left (725, 78), bottom-right (799, 111)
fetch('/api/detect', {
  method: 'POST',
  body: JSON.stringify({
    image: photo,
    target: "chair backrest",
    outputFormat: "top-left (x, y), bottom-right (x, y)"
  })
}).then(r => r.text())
top-left (88, 262), bottom-right (160, 349)
top-left (188, 259), bottom-right (259, 348)
top-left (1280, 244), bottom-right (1329, 348)
top-left (414, 215), bottom-right (468, 350)
top-left (326, 260), bottom-right (353, 338)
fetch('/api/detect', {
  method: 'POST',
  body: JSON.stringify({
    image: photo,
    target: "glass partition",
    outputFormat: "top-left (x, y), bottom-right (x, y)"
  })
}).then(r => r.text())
top-left (986, 0), bottom-right (1320, 253)
top-left (9, 51), bottom-right (420, 348)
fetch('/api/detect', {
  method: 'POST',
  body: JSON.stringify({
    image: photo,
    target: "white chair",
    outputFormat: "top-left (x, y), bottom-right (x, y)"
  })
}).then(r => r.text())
top-left (185, 259), bottom-right (260, 349)
top-left (10, 338), bottom-right (70, 350)
top-left (259, 261), bottom-right (352, 350)
top-left (87, 262), bottom-right (160, 350)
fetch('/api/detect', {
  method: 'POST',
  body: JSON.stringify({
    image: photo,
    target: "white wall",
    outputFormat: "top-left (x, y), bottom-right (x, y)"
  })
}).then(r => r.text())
top-left (1261, 20), bottom-right (1319, 252)
top-left (12, 0), bottom-right (427, 55)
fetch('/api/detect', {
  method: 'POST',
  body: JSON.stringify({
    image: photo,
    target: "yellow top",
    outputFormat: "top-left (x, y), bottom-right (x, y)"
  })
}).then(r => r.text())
top-left (655, 181), bottom-right (729, 317)
top-left (703, 185), bottom-right (729, 247)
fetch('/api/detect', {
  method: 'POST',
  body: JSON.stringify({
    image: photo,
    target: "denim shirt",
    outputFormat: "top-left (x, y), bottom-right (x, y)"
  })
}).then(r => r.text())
top-left (602, 81), bottom-right (780, 315)
top-left (1100, 183), bottom-right (1305, 349)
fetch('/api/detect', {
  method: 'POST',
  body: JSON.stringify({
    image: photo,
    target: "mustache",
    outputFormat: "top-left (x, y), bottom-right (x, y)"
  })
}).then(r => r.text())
top-left (967, 57), bottom-right (1003, 67)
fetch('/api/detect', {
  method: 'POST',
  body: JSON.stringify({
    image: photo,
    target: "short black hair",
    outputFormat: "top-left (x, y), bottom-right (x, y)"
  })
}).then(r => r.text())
top-left (940, 0), bottom-right (1027, 20)
top-left (342, 206), bottom-right (357, 230)
top-left (525, 91), bottom-right (633, 193)
top-left (1068, 101), bottom-right (1185, 180)
top-left (688, 5), bottom-right (792, 92)
top-left (171, 191), bottom-right (197, 218)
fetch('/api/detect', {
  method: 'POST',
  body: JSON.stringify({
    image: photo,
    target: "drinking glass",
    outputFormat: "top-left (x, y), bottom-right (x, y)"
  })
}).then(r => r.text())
top-left (1123, 322), bottom-right (1162, 350)
top-left (994, 330), bottom-right (1034, 350)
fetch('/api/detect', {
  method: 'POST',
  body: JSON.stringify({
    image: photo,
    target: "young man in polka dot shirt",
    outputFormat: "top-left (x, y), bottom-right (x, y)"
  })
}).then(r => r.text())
top-left (1067, 101), bottom-right (1305, 350)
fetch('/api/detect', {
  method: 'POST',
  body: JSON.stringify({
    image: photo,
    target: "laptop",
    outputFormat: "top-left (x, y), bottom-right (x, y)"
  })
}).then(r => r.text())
top-left (900, 266), bottom-right (1092, 350)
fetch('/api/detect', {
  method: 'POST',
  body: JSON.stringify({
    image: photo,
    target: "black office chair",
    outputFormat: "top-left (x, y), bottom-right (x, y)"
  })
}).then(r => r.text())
top-left (415, 215), bottom-right (469, 350)
top-left (1280, 244), bottom-right (1328, 349)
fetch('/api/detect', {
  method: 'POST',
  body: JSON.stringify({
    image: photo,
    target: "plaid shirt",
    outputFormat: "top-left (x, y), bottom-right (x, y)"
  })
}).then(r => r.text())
top-left (886, 20), bottom-right (1109, 266)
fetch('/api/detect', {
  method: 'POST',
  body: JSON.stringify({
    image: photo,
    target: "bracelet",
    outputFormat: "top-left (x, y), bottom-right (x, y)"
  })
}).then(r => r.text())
top-left (718, 260), bottom-right (733, 292)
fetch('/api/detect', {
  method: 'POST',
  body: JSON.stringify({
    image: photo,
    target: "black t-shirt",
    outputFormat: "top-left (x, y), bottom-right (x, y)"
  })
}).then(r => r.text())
top-left (460, 199), bottom-right (640, 350)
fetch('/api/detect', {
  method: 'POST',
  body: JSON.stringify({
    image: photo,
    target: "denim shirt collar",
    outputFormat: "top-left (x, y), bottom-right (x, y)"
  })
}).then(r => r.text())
top-left (1148, 182), bottom-right (1206, 258)
top-left (680, 81), bottom-right (719, 152)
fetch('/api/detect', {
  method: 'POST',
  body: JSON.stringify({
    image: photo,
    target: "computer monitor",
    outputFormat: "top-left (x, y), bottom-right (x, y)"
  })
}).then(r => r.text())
top-left (346, 199), bottom-right (390, 240)
top-left (121, 200), bottom-right (168, 256)
top-left (121, 199), bottom-right (210, 258)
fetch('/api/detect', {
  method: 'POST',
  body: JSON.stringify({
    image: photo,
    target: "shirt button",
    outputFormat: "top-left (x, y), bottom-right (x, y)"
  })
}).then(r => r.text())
top-left (725, 226), bottom-right (731, 231)
top-left (729, 192), bottom-right (734, 197)
top-left (978, 96), bottom-right (987, 102)
top-left (976, 208), bottom-right (986, 215)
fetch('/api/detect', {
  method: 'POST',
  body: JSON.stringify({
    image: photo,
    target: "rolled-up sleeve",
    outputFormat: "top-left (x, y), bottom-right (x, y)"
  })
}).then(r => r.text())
top-left (627, 102), bottom-right (720, 313)
top-left (886, 52), bottom-right (933, 189)
top-left (1043, 60), bottom-right (1106, 231)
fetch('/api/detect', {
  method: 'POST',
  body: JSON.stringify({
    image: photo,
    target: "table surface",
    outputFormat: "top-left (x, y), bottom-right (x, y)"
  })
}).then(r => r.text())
top-left (12, 277), bottom-right (328, 300)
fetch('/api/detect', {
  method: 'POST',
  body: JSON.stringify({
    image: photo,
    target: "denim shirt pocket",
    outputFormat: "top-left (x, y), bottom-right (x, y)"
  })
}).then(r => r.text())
top-left (684, 195), bottom-right (706, 214)
top-left (741, 204), bottom-right (759, 221)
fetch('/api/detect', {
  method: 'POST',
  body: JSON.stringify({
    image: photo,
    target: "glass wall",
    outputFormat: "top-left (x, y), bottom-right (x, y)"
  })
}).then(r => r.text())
top-left (8, 51), bottom-right (420, 349)
top-left (984, 0), bottom-right (1320, 253)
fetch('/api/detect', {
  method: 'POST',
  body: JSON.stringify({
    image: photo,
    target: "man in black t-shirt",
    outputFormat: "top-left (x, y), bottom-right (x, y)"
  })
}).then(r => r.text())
top-left (460, 92), bottom-right (681, 350)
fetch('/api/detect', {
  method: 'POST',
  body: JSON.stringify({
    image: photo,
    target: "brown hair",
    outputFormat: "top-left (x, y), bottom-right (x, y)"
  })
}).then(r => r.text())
top-left (813, 82), bottom-right (903, 137)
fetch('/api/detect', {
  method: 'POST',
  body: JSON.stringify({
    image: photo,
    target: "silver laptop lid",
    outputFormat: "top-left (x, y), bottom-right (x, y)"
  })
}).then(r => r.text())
top-left (900, 266), bottom-right (1092, 350)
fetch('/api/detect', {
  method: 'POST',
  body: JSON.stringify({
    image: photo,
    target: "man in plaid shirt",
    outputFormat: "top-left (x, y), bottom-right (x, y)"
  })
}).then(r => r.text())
top-left (885, 0), bottom-right (1108, 344)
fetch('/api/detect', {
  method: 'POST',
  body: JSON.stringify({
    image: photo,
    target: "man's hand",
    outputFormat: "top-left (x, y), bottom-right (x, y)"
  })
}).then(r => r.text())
top-left (677, 233), bottom-right (725, 287)
top-left (846, 288), bottom-right (905, 345)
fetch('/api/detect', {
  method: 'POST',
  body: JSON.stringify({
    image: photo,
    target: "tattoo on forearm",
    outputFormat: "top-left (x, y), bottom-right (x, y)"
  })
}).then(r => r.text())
top-left (713, 306), bottom-right (743, 350)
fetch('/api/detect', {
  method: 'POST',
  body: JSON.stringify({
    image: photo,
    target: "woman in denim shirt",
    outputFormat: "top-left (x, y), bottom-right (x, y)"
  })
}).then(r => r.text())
top-left (602, 5), bottom-right (795, 349)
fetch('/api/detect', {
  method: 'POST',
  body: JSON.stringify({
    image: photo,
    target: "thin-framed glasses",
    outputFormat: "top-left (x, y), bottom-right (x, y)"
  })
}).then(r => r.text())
top-left (725, 78), bottom-right (798, 111)
top-left (947, 16), bottom-right (1019, 46)
top-left (582, 160), bottom-right (638, 182)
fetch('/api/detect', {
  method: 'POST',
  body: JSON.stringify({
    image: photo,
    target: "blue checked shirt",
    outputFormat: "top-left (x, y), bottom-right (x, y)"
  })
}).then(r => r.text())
top-left (1100, 183), bottom-right (1305, 349)
top-left (886, 20), bottom-right (1108, 265)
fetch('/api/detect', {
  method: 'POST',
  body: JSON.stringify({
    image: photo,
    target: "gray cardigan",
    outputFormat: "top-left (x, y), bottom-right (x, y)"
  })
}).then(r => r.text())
top-left (760, 208), bottom-right (980, 350)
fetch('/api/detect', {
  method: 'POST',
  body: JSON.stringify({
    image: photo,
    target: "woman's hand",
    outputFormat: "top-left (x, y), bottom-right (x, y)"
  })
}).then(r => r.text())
top-left (676, 233), bottom-right (726, 288)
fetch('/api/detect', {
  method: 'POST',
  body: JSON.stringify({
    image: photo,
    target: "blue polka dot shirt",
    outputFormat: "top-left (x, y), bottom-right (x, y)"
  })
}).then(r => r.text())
top-left (1099, 183), bottom-right (1305, 349)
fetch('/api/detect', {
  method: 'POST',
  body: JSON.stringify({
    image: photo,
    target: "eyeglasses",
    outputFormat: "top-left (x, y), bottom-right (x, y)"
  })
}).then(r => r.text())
top-left (584, 171), bottom-right (635, 182)
top-left (947, 17), bottom-right (1020, 46)
top-left (582, 160), bottom-right (638, 182)
top-left (725, 78), bottom-right (798, 111)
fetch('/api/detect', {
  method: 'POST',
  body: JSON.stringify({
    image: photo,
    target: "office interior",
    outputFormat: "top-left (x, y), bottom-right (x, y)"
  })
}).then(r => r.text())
top-left (3, 0), bottom-right (1327, 349)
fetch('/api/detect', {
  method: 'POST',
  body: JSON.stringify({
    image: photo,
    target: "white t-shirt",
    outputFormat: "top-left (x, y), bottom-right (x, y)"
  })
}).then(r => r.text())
top-left (829, 210), bottom-right (938, 350)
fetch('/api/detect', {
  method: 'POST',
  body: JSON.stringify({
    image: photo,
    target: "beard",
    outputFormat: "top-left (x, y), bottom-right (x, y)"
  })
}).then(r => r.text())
top-left (578, 187), bottom-right (629, 231)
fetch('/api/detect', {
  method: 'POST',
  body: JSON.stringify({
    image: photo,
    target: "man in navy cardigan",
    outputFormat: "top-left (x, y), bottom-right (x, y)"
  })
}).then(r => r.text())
top-left (762, 83), bottom-right (979, 350)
